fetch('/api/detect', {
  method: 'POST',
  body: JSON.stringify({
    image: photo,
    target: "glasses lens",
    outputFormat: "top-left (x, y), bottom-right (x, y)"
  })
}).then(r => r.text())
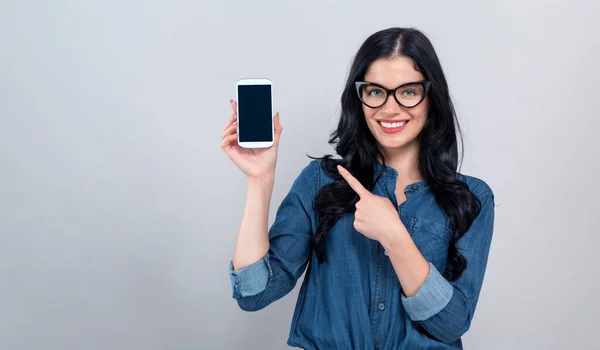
top-left (395, 83), bottom-right (425, 107)
top-left (359, 84), bottom-right (387, 107)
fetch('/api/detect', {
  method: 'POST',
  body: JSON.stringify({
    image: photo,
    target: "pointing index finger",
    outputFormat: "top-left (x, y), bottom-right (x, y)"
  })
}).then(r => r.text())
top-left (337, 165), bottom-right (370, 198)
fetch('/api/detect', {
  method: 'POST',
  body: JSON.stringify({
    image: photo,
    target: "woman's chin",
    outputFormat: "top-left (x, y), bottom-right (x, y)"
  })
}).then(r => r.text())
top-left (376, 137), bottom-right (416, 153)
top-left (377, 137), bottom-right (405, 148)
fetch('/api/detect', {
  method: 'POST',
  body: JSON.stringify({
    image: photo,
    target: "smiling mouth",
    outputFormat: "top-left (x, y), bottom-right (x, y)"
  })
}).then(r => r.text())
top-left (376, 120), bottom-right (410, 134)
top-left (379, 121), bottom-right (408, 128)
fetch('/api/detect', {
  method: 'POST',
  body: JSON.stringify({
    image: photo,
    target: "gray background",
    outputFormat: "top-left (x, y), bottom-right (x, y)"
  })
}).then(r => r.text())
top-left (1, 0), bottom-right (599, 349)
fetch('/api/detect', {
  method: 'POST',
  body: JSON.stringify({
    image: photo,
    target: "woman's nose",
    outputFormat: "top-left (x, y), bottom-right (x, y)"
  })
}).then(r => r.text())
top-left (381, 94), bottom-right (402, 114)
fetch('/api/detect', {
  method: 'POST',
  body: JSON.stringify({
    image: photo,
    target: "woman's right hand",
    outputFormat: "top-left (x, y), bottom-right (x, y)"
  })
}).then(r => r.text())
top-left (220, 100), bottom-right (283, 181)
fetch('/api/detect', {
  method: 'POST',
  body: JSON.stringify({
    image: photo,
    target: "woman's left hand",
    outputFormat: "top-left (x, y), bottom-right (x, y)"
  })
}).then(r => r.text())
top-left (337, 165), bottom-right (406, 244)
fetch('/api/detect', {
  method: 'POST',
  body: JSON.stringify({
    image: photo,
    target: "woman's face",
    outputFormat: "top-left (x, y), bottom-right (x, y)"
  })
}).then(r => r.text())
top-left (360, 56), bottom-right (430, 153)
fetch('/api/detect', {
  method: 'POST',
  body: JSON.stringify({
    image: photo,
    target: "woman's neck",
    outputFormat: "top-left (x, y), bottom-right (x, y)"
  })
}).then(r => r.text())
top-left (380, 141), bottom-right (423, 184)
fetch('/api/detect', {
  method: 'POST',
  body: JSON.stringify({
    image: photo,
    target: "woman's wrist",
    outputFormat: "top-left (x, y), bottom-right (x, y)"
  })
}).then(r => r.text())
top-left (380, 221), bottom-right (411, 255)
top-left (248, 173), bottom-right (275, 191)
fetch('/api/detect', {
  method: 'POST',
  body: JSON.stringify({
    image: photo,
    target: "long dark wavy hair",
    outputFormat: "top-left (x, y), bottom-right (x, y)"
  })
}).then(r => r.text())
top-left (309, 27), bottom-right (481, 281)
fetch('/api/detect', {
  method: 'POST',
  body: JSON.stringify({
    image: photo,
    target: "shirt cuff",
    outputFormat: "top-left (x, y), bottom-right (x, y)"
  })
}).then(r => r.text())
top-left (229, 254), bottom-right (272, 299)
top-left (401, 262), bottom-right (453, 321)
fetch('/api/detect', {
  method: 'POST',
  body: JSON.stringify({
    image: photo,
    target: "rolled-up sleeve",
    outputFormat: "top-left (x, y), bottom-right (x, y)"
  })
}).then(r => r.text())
top-left (401, 190), bottom-right (495, 343)
top-left (401, 262), bottom-right (454, 321)
top-left (229, 255), bottom-right (272, 298)
top-left (228, 161), bottom-right (318, 312)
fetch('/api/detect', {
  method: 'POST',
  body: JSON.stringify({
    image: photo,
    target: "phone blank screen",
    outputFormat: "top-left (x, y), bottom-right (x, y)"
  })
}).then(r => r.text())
top-left (237, 84), bottom-right (273, 142)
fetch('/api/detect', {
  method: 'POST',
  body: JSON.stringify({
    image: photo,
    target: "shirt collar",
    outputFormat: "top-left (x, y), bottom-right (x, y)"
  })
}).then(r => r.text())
top-left (374, 162), bottom-right (429, 191)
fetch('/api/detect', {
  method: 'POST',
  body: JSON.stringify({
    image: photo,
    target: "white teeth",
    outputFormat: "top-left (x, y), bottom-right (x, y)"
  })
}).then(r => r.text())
top-left (380, 121), bottom-right (407, 128)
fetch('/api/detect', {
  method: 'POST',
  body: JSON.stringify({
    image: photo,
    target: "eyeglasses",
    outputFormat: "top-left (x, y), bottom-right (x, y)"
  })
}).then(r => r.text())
top-left (354, 80), bottom-right (431, 109)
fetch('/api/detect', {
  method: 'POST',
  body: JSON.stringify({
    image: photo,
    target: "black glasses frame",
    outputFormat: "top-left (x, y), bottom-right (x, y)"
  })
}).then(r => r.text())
top-left (354, 80), bottom-right (432, 108)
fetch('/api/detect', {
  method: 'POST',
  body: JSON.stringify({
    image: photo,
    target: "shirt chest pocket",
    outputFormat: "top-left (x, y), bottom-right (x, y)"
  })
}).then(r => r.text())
top-left (404, 216), bottom-right (451, 271)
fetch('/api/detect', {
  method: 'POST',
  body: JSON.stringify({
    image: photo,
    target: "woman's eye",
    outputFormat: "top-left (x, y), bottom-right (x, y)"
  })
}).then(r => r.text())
top-left (369, 89), bottom-right (383, 96)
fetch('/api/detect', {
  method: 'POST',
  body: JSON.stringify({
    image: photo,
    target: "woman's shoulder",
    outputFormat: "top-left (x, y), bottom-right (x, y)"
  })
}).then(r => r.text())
top-left (457, 173), bottom-right (494, 200)
top-left (294, 157), bottom-right (337, 187)
top-left (288, 159), bottom-right (322, 191)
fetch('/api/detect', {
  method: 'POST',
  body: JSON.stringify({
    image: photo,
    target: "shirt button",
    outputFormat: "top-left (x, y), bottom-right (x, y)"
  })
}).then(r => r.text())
top-left (411, 183), bottom-right (419, 190)
top-left (384, 250), bottom-right (388, 256)
top-left (378, 302), bottom-right (385, 310)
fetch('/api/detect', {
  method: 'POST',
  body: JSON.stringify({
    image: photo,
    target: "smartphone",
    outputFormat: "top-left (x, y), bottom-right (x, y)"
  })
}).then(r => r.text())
top-left (236, 78), bottom-right (274, 148)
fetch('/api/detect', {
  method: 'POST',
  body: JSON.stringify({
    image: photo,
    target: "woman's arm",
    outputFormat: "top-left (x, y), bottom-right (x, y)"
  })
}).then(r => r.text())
top-left (228, 161), bottom-right (318, 312)
top-left (383, 191), bottom-right (495, 343)
top-left (231, 175), bottom-right (274, 272)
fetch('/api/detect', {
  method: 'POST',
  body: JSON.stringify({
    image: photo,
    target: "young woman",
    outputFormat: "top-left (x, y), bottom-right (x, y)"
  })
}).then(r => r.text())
top-left (220, 27), bottom-right (495, 349)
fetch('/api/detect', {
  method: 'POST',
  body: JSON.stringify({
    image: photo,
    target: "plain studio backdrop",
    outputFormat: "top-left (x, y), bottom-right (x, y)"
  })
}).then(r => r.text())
top-left (1, 1), bottom-right (599, 349)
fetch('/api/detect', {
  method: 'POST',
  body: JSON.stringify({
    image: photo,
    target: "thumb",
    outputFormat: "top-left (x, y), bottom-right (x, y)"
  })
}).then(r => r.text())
top-left (274, 113), bottom-right (283, 141)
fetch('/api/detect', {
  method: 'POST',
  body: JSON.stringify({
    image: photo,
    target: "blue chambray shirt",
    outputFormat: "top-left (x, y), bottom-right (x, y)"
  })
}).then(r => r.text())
top-left (228, 160), bottom-right (495, 349)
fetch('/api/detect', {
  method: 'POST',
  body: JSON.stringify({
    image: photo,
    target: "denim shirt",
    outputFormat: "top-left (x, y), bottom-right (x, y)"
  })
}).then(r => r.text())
top-left (228, 160), bottom-right (495, 349)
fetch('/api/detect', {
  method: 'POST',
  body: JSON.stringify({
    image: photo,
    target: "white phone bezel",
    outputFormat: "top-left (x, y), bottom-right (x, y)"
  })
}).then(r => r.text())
top-left (235, 78), bottom-right (274, 149)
